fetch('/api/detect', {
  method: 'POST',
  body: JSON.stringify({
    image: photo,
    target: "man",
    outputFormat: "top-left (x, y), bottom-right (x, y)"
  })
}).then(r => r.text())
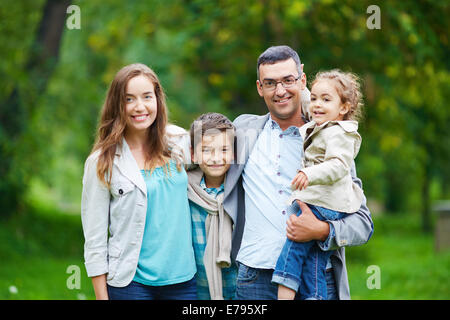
top-left (223, 45), bottom-right (373, 300)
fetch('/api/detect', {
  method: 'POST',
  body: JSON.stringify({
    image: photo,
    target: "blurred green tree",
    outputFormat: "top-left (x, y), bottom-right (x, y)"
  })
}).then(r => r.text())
top-left (0, 0), bottom-right (448, 233)
top-left (0, 0), bottom-right (69, 217)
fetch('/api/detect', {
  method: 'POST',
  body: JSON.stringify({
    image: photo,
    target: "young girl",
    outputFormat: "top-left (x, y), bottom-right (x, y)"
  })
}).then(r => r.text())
top-left (272, 69), bottom-right (365, 300)
top-left (81, 63), bottom-right (197, 300)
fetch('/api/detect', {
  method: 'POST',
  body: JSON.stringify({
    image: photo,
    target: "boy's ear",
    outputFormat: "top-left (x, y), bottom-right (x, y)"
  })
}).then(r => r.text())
top-left (190, 147), bottom-right (196, 164)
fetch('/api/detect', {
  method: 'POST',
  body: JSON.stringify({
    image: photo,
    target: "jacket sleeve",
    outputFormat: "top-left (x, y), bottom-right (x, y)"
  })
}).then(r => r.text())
top-left (166, 124), bottom-right (191, 165)
top-left (301, 129), bottom-right (358, 186)
top-left (317, 162), bottom-right (374, 251)
top-left (80, 154), bottom-right (110, 277)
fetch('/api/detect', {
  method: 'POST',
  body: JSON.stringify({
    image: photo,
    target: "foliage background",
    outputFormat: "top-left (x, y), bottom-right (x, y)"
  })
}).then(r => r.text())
top-left (0, 0), bottom-right (449, 299)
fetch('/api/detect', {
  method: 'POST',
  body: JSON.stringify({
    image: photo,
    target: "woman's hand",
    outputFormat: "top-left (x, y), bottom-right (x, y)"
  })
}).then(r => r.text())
top-left (91, 274), bottom-right (109, 300)
top-left (286, 201), bottom-right (330, 242)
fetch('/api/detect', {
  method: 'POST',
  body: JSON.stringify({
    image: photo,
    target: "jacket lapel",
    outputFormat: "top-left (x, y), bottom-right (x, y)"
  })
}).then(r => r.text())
top-left (223, 114), bottom-right (269, 200)
top-left (302, 120), bottom-right (334, 149)
top-left (113, 138), bottom-right (147, 195)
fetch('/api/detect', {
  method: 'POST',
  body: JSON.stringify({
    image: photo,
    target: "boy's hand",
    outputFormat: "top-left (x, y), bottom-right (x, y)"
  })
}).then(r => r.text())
top-left (291, 171), bottom-right (309, 190)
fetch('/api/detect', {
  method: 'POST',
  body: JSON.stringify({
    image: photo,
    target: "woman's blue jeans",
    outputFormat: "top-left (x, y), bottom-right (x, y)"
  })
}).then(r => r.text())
top-left (107, 277), bottom-right (197, 300)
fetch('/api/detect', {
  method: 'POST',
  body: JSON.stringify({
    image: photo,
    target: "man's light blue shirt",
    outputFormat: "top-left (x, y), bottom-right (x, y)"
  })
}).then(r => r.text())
top-left (237, 117), bottom-right (334, 269)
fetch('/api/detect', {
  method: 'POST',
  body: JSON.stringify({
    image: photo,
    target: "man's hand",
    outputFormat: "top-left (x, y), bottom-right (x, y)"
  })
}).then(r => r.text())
top-left (286, 201), bottom-right (330, 242)
top-left (291, 171), bottom-right (309, 190)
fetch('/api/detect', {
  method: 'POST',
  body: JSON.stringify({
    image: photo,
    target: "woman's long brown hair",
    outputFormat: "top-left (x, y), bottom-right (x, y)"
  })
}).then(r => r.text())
top-left (91, 63), bottom-right (177, 187)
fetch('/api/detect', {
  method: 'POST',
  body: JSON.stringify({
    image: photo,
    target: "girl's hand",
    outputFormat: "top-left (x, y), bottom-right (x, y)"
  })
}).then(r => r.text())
top-left (291, 171), bottom-right (309, 190)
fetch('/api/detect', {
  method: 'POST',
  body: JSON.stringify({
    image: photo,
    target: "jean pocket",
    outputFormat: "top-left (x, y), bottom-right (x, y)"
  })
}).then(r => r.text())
top-left (237, 263), bottom-right (258, 285)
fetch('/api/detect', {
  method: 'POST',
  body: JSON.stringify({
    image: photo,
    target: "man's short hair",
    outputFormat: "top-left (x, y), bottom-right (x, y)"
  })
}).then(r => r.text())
top-left (257, 45), bottom-right (302, 79)
top-left (189, 112), bottom-right (235, 149)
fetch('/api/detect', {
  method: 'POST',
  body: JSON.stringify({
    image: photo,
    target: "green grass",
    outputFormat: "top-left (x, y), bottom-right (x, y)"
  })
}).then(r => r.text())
top-left (0, 206), bottom-right (95, 299)
top-left (346, 213), bottom-right (450, 299)
top-left (1, 203), bottom-right (449, 299)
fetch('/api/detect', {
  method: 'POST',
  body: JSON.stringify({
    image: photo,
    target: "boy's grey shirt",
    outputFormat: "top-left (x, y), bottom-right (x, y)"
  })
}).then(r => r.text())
top-left (223, 113), bottom-right (374, 300)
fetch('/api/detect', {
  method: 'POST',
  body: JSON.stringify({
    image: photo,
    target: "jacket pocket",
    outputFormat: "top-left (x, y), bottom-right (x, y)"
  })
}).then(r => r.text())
top-left (109, 179), bottom-right (137, 228)
top-left (110, 180), bottom-right (135, 198)
top-left (107, 244), bottom-right (122, 281)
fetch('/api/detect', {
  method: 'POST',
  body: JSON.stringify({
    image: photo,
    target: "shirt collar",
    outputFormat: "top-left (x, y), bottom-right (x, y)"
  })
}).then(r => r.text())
top-left (200, 175), bottom-right (225, 197)
top-left (267, 115), bottom-right (300, 137)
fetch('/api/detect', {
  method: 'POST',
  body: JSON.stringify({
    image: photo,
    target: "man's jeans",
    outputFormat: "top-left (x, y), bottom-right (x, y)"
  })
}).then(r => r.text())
top-left (235, 262), bottom-right (338, 300)
top-left (271, 205), bottom-right (346, 299)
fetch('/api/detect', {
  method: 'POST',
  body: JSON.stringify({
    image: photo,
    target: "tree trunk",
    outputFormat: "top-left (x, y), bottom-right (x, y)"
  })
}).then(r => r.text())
top-left (0, 0), bottom-right (70, 217)
top-left (422, 158), bottom-right (432, 233)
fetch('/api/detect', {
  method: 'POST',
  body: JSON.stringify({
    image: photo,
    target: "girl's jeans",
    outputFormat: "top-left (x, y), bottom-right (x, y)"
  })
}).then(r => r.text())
top-left (235, 262), bottom-right (338, 300)
top-left (272, 204), bottom-right (346, 300)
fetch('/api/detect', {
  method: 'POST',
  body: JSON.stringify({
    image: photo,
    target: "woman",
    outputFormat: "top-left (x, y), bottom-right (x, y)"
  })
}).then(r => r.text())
top-left (81, 63), bottom-right (196, 300)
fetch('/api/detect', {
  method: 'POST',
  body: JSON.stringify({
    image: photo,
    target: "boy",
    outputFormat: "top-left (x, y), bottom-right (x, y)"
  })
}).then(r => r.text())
top-left (187, 112), bottom-right (237, 300)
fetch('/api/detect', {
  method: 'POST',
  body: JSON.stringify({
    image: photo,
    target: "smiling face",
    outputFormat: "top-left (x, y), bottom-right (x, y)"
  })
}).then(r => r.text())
top-left (309, 79), bottom-right (349, 125)
top-left (124, 75), bottom-right (158, 135)
top-left (193, 131), bottom-right (234, 184)
top-left (256, 58), bottom-right (306, 127)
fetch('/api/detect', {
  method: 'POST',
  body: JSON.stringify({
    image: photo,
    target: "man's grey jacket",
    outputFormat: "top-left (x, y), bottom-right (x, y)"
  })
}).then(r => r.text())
top-left (223, 113), bottom-right (374, 300)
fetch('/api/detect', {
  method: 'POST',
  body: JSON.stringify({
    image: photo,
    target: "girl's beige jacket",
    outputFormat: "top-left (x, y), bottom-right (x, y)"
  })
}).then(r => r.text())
top-left (288, 120), bottom-right (364, 213)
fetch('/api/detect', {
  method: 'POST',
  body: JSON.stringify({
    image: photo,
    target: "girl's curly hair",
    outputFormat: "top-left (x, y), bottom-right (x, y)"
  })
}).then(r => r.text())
top-left (311, 69), bottom-right (364, 122)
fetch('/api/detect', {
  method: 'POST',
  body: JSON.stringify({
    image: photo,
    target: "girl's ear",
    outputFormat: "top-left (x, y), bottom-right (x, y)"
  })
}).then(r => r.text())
top-left (340, 102), bottom-right (351, 117)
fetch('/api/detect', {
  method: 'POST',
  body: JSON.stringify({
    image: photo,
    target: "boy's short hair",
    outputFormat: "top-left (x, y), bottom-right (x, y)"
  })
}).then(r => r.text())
top-left (189, 112), bottom-right (235, 149)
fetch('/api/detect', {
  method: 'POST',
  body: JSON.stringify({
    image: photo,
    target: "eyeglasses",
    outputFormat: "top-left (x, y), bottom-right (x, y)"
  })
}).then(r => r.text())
top-left (260, 76), bottom-right (300, 91)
